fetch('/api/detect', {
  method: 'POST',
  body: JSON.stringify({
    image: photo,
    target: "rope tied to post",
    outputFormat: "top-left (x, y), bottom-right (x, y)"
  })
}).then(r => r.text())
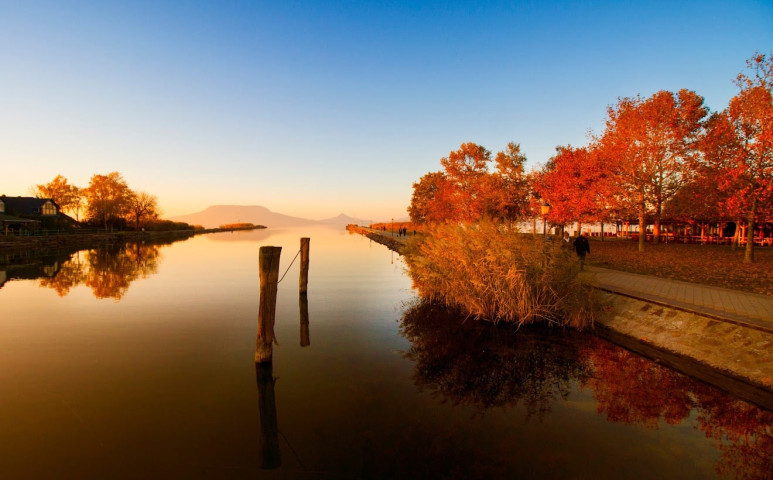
top-left (276, 248), bottom-right (301, 284)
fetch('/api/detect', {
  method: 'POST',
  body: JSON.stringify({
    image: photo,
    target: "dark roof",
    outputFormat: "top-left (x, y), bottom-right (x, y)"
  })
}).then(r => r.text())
top-left (0, 196), bottom-right (59, 215)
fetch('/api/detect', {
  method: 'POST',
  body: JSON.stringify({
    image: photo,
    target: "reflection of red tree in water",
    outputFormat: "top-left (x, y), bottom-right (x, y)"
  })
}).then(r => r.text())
top-left (695, 389), bottom-right (773, 480)
top-left (581, 339), bottom-right (693, 428)
top-left (582, 338), bottom-right (773, 479)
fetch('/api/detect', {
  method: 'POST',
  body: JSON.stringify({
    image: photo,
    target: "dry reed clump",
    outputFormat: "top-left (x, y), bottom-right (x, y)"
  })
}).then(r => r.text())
top-left (403, 221), bottom-right (597, 329)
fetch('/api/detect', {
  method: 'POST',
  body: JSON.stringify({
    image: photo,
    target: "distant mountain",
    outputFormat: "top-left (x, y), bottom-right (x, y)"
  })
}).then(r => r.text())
top-left (317, 213), bottom-right (374, 226)
top-left (170, 205), bottom-right (373, 229)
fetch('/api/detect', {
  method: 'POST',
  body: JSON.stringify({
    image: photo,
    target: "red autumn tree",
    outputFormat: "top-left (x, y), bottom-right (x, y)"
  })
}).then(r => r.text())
top-left (667, 111), bottom-right (734, 235)
top-left (600, 89), bottom-right (708, 251)
top-left (439, 142), bottom-right (493, 222)
top-left (536, 144), bottom-right (617, 235)
top-left (409, 142), bottom-right (533, 225)
top-left (408, 171), bottom-right (457, 224)
top-left (724, 52), bottom-right (772, 263)
top-left (493, 142), bottom-right (531, 226)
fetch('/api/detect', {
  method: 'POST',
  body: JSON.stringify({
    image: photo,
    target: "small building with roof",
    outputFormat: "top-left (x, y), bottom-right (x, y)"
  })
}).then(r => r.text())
top-left (0, 195), bottom-right (74, 234)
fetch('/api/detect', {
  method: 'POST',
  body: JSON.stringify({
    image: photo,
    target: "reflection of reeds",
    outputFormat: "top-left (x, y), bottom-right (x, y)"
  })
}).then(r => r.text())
top-left (400, 300), bottom-right (592, 416)
top-left (404, 220), bottom-right (597, 328)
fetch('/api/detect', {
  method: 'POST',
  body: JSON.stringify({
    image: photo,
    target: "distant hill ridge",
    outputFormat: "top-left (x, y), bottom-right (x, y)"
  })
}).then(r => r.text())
top-left (170, 205), bottom-right (374, 229)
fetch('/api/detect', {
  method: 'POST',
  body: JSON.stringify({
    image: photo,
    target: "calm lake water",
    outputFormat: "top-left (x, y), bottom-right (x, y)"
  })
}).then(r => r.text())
top-left (1, 227), bottom-right (770, 479)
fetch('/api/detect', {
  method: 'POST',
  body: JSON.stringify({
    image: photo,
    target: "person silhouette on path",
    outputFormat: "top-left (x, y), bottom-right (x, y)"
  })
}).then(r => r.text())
top-left (573, 233), bottom-right (590, 270)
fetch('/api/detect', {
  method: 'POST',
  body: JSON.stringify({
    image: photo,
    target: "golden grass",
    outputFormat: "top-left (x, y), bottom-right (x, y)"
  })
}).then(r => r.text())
top-left (404, 220), bottom-right (597, 329)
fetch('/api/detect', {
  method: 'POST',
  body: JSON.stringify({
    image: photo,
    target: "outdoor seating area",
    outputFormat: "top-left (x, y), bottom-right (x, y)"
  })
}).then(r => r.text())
top-left (621, 233), bottom-right (773, 246)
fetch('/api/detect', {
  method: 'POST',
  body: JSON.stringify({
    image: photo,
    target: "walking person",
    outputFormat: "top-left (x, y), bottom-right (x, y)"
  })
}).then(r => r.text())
top-left (573, 232), bottom-right (590, 270)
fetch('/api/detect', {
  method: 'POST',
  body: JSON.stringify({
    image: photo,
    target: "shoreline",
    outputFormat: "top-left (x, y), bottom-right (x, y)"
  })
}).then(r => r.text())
top-left (348, 224), bottom-right (773, 411)
top-left (0, 225), bottom-right (266, 258)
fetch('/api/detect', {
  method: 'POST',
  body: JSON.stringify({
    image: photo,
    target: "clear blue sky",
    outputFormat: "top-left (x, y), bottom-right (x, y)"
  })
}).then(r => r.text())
top-left (2, 0), bottom-right (771, 220)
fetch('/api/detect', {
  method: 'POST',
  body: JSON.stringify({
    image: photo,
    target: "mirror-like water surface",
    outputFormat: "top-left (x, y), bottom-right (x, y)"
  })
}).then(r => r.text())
top-left (1, 227), bottom-right (770, 479)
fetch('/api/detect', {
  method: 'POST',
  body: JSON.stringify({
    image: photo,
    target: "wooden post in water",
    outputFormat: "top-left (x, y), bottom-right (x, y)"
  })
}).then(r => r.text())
top-left (299, 237), bottom-right (310, 294)
top-left (255, 363), bottom-right (281, 469)
top-left (256, 246), bottom-right (282, 364)
top-left (299, 293), bottom-right (310, 347)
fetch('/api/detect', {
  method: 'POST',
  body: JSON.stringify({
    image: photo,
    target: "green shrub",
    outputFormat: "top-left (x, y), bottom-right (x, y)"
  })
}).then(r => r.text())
top-left (404, 220), bottom-right (597, 329)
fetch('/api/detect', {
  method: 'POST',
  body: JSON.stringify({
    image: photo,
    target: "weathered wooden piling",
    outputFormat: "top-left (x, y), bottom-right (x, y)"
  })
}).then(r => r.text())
top-left (299, 237), bottom-right (310, 294)
top-left (256, 246), bottom-right (282, 364)
top-left (299, 293), bottom-right (310, 347)
top-left (255, 363), bottom-right (281, 469)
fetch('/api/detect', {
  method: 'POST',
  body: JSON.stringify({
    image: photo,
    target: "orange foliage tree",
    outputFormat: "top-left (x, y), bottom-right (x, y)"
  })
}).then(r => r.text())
top-left (723, 52), bottom-right (772, 262)
top-left (439, 142), bottom-right (496, 222)
top-left (600, 89), bottom-right (708, 251)
top-left (84, 172), bottom-right (133, 230)
top-left (493, 142), bottom-right (531, 225)
top-left (408, 142), bottom-right (532, 225)
top-left (535, 144), bottom-right (617, 236)
top-left (33, 171), bottom-right (168, 231)
top-left (667, 111), bottom-right (735, 235)
top-left (408, 171), bottom-right (458, 224)
top-left (34, 174), bottom-right (83, 219)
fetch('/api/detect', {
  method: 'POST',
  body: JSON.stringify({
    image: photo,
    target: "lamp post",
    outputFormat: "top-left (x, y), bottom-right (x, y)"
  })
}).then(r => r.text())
top-left (391, 218), bottom-right (394, 237)
top-left (541, 202), bottom-right (551, 236)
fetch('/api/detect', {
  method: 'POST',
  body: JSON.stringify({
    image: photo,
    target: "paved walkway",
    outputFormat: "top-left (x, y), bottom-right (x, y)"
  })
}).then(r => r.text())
top-left (358, 227), bottom-right (412, 243)
top-left (582, 266), bottom-right (773, 334)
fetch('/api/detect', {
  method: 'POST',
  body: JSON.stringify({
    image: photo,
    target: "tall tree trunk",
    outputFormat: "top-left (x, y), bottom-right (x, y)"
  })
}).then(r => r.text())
top-left (653, 189), bottom-right (664, 244)
top-left (744, 200), bottom-right (756, 263)
top-left (576, 221), bottom-right (582, 237)
top-left (731, 220), bottom-right (741, 251)
top-left (638, 191), bottom-right (646, 252)
top-left (600, 222), bottom-right (605, 241)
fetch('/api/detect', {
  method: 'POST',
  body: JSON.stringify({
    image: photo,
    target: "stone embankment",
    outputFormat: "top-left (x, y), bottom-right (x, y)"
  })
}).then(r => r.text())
top-left (349, 225), bottom-right (773, 411)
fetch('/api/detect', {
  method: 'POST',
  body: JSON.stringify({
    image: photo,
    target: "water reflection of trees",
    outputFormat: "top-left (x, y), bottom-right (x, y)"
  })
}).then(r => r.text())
top-left (38, 241), bottom-right (163, 299)
top-left (37, 254), bottom-right (85, 296)
top-left (582, 341), bottom-right (773, 480)
top-left (401, 301), bottom-right (772, 479)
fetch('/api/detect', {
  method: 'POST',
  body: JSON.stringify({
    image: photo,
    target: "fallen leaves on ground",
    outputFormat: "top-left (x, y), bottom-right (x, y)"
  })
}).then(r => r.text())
top-left (586, 240), bottom-right (773, 296)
